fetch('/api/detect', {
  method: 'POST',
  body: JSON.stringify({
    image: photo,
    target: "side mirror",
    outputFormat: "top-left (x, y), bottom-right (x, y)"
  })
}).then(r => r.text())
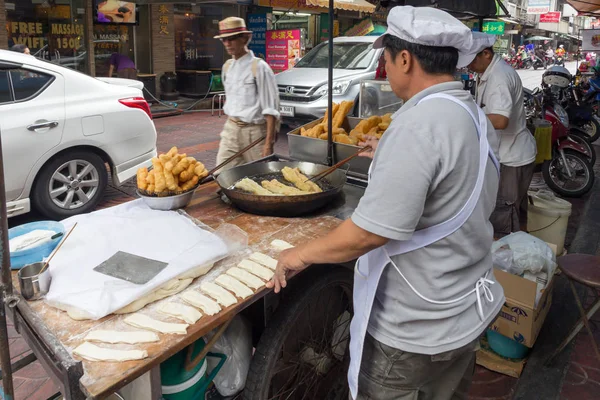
top-left (532, 87), bottom-right (541, 95)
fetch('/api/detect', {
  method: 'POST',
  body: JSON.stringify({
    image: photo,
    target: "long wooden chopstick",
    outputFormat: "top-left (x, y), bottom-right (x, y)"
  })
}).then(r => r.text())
top-left (308, 145), bottom-right (372, 183)
top-left (38, 222), bottom-right (78, 275)
top-left (200, 136), bottom-right (266, 183)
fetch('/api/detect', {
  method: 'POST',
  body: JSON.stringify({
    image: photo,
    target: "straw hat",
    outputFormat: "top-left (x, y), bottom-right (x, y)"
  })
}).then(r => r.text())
top-left (214, 17), bottom-right (252, 39)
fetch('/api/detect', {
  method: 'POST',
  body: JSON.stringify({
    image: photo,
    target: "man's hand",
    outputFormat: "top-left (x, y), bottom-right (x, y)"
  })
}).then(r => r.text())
top-left (266, 248), bottom-right (309, 293)
top-left (262, 143), bottom-right (274, 158)
top-left (358, 136), bottom-right (379, 159)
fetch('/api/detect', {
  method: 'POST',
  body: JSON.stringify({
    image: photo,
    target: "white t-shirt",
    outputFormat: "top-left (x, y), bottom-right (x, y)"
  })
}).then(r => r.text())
top-left (476, 54), bottom-right (537, 167)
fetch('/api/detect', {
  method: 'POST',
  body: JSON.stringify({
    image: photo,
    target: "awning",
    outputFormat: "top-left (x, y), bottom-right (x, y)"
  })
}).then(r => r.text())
top-left (499, 17), bottom-right (520, 24)
top-left (306, 0), bottom-right (376, 13)
top-left (567, 0), bottom-right (600, 15)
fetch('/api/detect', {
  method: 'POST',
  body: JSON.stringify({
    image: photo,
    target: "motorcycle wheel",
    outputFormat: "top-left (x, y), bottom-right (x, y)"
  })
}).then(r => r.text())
top-left (534, 64), bottom-right (539, 70)
top-left (542, 149), bottom-right (595, 197)
top-left (569, 132), bottom-right (596, 165)
top-left (577, 117), bottom-right (600, 143)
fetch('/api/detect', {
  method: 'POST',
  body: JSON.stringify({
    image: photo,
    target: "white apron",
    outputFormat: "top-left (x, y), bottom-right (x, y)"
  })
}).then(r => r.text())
top-left (347, 93), bottom-right (500, 399)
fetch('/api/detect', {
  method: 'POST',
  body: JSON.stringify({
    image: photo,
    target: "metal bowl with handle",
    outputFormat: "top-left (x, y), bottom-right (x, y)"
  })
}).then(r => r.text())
top-left (216, 161), bottom-right (347, 217)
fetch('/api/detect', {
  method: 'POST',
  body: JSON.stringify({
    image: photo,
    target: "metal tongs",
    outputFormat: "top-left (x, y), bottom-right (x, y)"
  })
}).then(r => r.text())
top-left (200, 136), bottom-right (266, 184)
top-left (307, 145), bottom-right (372, 183)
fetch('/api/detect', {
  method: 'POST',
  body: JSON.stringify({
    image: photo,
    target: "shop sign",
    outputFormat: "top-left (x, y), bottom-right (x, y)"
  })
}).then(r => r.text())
top-left (158, 5), bottom-right (170, 35)
top-left (482, 21), bottom-right (505, 35)
top-left (319, 14), bottom-right (339, 42)
top-left (258, 0), bottom-right (321, 12)
top-left (248, 14), bottom-right (268, 59)
top-left (527, 0), bottom-right (551, 15)
top-left (540, 12), bottom-right (561, 23)
top-left (266, 29), bottom-right (302, 73)
top-left (345, 18), bottom-right (374, 37)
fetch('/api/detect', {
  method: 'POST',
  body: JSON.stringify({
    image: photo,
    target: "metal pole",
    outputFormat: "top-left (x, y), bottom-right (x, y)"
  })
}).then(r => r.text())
top-left (0, 129), bottom-right (15, 399)
top-left (326, 1), bottom-right (334, 166)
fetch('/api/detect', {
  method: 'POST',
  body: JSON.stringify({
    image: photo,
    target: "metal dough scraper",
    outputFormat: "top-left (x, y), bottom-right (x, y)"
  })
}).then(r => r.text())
top-left (93, 251), bottom-right (168, 285)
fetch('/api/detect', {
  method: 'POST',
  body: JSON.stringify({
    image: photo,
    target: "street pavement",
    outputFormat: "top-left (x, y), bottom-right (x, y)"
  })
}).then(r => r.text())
top-left (4, 62), bottom-right (600, 399)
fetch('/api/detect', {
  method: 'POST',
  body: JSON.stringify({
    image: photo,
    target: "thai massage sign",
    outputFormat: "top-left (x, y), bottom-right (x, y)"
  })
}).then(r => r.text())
top-left (266, 29), bottom-right (302, 73)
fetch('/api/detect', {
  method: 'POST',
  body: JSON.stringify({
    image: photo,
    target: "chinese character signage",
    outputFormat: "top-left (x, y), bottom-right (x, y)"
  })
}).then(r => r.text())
top-left (266, 29), bottom-right (302, 73)
top-left (158, 4), bottom-right (169, 35)
top-left (540, 11), bottom-right (561, 23)
top-left (248, 14), bottom-right (268, 59)
top-left (527, 0), bottom-right (551, 15)
top-left (482, 21), bottom-right (505, 35)
top-left (345, 18), bottom-right (374, 37)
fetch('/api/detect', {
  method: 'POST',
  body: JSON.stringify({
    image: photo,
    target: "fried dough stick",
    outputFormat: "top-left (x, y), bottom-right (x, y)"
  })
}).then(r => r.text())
top-left (261, 180), bottom-right (307, 196)
top-left (235, 178), bottom-right (277, 196)
top-left (281, 167), bottom-right (322, 193)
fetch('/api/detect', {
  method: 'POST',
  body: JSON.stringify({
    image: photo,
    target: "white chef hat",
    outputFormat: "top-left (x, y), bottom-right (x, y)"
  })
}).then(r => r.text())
top-left (460, 32), bottom-right (498, 67)
top-left (374, 6), bottom-right (475, 68)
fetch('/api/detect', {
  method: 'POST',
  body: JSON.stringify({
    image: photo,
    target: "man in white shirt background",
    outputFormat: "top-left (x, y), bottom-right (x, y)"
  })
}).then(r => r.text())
top-left (214, 17), bottom-right (280, 169)
top-left (468, 33), bottom-right (537, 236)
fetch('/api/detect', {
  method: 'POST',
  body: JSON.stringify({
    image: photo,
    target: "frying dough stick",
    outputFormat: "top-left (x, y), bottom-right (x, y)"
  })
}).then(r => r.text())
top-left (158, 302), bottom-right (202, 324)
top-left (235, 178), bottom-right (276, 196)
top-left (181, 291), bottom-right (221, 316)
top-left (227, 267), bottom-right (264, 289)
top-left (124, 314), bottom-right (188, 335)
top-left (238, 259), bottom-right (274, 280)
top-left (271, 239), bottom-right (294, 251)
top-left (200, 282), bottom-right (237, 307)
top-left (248, 252), bottom-right (278, 270)
top-left (261, 180), bottom-right (307, 195)
top-left (73, 342), bottom-right (148, 362)
top-left (84, 330), bottom-right (159, 344)
top-left (281, 167), bottom-right (322, 193)
top-left (215, 275), bottom-right (254, 299)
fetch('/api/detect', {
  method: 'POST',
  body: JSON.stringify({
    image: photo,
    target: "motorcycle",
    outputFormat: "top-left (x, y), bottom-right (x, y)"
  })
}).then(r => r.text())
top-left (533, 55), bottom-right (546, 70)
top-left (554, 55), bottom-right (565, 66)
top-left (524, 86), bottom-right (595, 197)
top-left (573, 69), bottom-right (600, 141)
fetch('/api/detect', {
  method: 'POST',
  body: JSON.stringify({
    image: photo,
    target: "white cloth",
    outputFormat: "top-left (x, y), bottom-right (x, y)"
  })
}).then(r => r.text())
top-left (348, 93), bottom-right (501, 399)
top-left (476, 54), bottom-right (537, 167)
top-left (222, 51), bottom-right (280, 124)
top-left (373, 6), bottom-right (474, 68)
top-left (45, 200), bottom-right (231, 320)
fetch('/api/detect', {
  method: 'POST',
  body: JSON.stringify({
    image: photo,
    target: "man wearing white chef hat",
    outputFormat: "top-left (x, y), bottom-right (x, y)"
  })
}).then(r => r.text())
top-left (268, 6), bottom-right (504, 400)
top-left (467, 32), bottom-right (537, 236)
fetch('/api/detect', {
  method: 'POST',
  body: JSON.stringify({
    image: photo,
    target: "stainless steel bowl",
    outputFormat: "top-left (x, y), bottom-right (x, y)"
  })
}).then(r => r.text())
top-left (137, 190), bottom-right (195, 211)
top-left (18, 262), bottom-right (52, 301)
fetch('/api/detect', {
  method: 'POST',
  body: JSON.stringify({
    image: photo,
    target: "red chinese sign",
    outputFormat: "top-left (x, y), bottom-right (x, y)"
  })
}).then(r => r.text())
top-left (266, 29), bottom-right (302, 73)
top-left (540, 12), bottom-right (561, 23)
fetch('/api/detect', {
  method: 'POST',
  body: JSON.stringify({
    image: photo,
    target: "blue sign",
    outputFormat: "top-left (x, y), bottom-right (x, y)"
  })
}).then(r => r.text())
top-left (248, 14), bottom-right (268, 60)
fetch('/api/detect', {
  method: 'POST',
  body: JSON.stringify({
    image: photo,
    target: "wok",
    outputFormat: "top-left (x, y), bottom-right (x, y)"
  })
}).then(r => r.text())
top-left (216, 161), bottom-right (347, 217)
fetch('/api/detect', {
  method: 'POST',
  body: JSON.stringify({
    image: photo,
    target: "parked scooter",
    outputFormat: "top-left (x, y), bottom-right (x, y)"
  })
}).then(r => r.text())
top-left (524, 84), bottom-right (595, 197)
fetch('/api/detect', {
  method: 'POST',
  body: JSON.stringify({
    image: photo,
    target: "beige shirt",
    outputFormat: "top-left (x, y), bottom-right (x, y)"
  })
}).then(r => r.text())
top-left (476, 54), bottom-right (537, 167)
top-left (222, 51), bottom-right (280, 124)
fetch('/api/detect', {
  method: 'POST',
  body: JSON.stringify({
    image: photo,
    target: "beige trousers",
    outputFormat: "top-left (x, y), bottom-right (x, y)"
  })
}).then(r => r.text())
top-left (216, 119), bottom-right (267, 172)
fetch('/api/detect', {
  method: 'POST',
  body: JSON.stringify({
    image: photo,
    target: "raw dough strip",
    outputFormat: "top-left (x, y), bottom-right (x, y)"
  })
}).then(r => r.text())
top-left (271, 239), bottom-right (294, 251)
top-left (200, 282), bottom-right (237, 307)
top-left (238, 260), bottom-right (274, 281)
top-left (181, 291), bottom-right (221, 316)
top-left (249, 252), bottom-right (278, 270)
top-left (124, 314), bottom-right (188, 335)
top-left (158, 302), bottom-right (203, 324)
top-left (84, 330), bottom-right (159, 344)
top-left (227, 267), bottom-right (265, 289)
top-left (215, 275), bottom-right (254, 299)
top-left (73, 342), bottom-right (148, 362)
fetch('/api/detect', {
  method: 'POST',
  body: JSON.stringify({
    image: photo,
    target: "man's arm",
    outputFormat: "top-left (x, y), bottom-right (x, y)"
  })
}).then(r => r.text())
top-left (108, 64), bottom-right (114, 77)
top-left (484, 81), bottom-right (514, 131)
top-left (267, 219), bottom-right (388, 292)
top-left (256, 61), bottom-right (281, 157)
top-left (487, 114), bottom-right (509, 130)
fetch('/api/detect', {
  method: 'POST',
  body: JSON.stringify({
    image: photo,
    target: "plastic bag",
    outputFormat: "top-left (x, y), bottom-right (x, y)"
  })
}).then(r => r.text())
top-left (491, 231), bottom-right (557, 277)
top-left (204, 315), bottom-right (252, 397)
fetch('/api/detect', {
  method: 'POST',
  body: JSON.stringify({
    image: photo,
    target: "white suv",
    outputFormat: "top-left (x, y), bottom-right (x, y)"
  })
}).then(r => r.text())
top-left (0, 50), bottom-right (157, 220)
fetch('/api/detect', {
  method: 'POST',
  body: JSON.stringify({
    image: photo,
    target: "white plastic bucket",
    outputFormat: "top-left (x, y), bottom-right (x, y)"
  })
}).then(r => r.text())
top-left (527, 190), bottom-right (572, 255)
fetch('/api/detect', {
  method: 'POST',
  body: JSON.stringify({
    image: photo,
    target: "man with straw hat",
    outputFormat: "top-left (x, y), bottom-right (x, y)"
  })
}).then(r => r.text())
top-left (214, 17), bottom-right (280, 169)
top-left (268, 6), bottom-right (504, 400)
top-left (467, 32), bottom-right (537, 236)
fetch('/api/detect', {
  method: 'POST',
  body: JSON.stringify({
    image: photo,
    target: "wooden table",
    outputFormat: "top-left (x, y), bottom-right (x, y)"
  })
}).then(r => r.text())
top-left (9, 181), bottom-right (354, 399)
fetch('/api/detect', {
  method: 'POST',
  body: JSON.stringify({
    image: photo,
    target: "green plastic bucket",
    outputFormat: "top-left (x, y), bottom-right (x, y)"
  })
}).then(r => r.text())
top-left (161, 338), bottom-right (227, 400)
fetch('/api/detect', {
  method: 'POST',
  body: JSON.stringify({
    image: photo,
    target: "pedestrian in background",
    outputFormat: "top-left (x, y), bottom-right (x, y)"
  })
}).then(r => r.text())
top-left (10, 44), bottom-right (30, 55)
top-left (108, 43), bottom-right (137, 79)
top-left (214, 17), bottom-right (280, 169)
top-left (468, 32), bottom-right (537, 236)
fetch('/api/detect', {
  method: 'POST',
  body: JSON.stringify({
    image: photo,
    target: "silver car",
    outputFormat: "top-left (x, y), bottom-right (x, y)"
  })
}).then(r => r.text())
top-left (276, 36), bottom-right (383, 125)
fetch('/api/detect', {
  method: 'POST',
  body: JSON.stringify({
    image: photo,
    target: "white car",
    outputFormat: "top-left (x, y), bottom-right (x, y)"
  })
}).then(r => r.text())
top-left (0, 50), bottom-right (157, 220)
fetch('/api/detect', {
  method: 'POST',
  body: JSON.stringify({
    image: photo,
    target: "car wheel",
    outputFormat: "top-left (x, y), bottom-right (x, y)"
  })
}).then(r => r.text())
top-left (32, 150), bottom-right (108, 220)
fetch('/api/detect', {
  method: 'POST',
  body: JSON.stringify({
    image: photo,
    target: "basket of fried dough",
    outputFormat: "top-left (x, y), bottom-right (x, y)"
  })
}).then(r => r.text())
top-left (299, 101), bottom-right (392, 146)
top-left (136, 147), bottom-right (209, 210)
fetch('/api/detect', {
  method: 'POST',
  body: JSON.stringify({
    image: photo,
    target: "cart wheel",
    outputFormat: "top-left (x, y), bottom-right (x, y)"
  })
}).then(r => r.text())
top-left (243, 267), bottom-right (353, 400)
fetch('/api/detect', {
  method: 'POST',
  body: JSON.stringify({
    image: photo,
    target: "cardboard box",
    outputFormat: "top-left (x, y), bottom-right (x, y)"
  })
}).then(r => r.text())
top-left (476, 337), bottom-right (528, 378)
top-left (490, 269), bottom-right (555, 348)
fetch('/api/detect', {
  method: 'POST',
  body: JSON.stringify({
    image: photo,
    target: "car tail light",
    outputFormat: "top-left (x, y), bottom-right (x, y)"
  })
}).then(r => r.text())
top-left (119, 97), bottom-right (152, 120)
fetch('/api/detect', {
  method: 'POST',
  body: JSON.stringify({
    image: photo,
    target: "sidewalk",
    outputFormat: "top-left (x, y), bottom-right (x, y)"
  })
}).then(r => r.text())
top-left (2, 112), bottom-right (599, 399)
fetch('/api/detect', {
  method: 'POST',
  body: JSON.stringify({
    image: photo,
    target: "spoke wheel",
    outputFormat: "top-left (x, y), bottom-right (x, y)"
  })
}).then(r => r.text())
top-left (542, 150), bottom-right (594, 197)
top-left (244, 267), bottom-right (353, 400)
top-left (49, 160), bottom-right (100, 210)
